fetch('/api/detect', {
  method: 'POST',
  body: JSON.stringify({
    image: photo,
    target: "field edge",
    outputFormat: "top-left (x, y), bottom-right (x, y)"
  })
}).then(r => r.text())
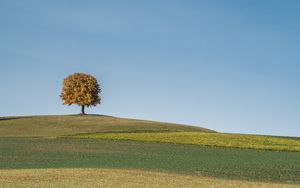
top-left (0, 168), bottom-right (299, 188)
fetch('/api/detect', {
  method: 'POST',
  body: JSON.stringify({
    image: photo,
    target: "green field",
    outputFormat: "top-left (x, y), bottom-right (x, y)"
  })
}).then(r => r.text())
top-left (0, 115), bottom-right (300, 187)
top-left (1, 137), bottom-right (300, 183)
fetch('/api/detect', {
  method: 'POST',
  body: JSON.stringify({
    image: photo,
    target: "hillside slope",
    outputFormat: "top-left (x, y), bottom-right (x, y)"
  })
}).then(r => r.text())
top-left (1, 115), bottom-right (300, 184)
top-left (0, 115), bottom-right (213, 137)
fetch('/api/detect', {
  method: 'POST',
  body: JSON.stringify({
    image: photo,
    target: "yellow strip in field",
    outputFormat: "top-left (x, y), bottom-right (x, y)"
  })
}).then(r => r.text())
top-left (0, 168), bottom-right (298, 188)
top-left (72, 132), bottom-right (300, 152)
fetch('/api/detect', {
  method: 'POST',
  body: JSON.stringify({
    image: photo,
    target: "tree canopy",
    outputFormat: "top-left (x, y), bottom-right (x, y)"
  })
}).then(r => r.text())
top-left (60, 73), bottom-right (101, 114)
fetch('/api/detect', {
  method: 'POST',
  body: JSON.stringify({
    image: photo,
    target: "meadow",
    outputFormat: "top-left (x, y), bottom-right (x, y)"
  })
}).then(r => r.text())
top-left (1, 137), bottom-right (300, 183)
top-left (0, 115), bottom-right (299, 187)
top-left (0, 115), bottom-right (212, 137)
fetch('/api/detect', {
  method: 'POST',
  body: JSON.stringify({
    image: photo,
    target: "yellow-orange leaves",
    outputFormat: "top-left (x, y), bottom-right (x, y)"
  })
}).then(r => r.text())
top-left (60, 73), bottom-right (101, 108)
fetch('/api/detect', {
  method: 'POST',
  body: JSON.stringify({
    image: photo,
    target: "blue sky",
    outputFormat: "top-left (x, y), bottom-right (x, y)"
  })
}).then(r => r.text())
top-left (1, 0), bottom-right (299, 136)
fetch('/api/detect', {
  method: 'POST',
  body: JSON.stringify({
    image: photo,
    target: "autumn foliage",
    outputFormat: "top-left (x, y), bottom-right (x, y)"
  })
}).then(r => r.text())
top-left (60, 73), bottom-right (101, 114)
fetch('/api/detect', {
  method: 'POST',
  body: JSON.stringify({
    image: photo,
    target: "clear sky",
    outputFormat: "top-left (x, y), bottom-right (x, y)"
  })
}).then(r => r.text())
top-left (1, 0), bottom-right (299, 137)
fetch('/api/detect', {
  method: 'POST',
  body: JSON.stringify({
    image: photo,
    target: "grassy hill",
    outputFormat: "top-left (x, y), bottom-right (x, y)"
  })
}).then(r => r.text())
top-left (1, 115), bottom-right (300, 186)
top-left (0, 115), bottom-right (213, 137)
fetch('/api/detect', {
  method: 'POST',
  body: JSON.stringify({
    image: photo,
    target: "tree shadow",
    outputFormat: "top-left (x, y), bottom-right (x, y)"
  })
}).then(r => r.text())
top-left (67, 114), bottom-right (116, 118)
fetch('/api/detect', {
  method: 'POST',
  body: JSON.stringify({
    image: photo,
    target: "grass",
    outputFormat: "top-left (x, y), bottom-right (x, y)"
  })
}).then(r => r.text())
top-left (1, 137), bottom-right (300, 184)
top-left (69, 132), bottom-right (300, 152)
top-left (1, 115), bottom-right (300, 186)
top-left (0, 115), bottom-right (213, 137)
top-left (0, 168), bottom-right (299, 188)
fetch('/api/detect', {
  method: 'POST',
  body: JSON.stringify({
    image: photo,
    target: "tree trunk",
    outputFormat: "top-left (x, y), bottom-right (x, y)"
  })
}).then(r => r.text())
top-left (81, 105), bottom-right (85, 115)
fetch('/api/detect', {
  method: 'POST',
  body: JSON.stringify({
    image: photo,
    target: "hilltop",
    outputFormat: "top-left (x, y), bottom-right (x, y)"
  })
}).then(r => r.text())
top-left (0, 115), bottom-right (213, 137)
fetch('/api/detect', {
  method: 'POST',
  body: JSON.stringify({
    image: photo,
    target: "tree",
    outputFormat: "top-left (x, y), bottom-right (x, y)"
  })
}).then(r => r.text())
top-left (60, 73), bottom-right (101, 115)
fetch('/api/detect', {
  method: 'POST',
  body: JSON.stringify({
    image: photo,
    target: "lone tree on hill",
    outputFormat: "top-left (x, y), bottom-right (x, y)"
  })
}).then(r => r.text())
top-left (60, 73), bottom-right (101, 115)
